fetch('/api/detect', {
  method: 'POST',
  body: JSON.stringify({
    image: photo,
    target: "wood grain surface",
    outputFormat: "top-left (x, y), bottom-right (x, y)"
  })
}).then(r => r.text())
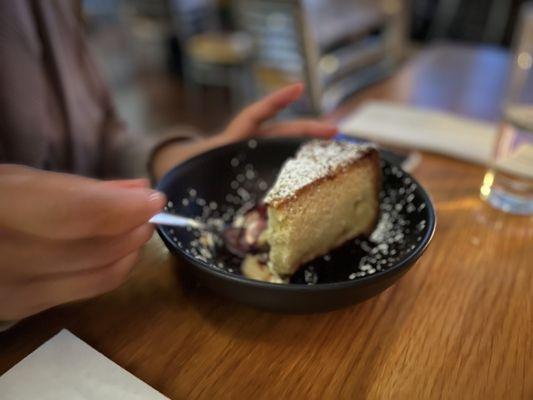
top-left (1, 44), bottom-right (532, 399)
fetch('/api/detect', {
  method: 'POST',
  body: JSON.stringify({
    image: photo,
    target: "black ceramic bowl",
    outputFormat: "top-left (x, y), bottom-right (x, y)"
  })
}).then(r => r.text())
top-left (156, 137), bottom-right (435, 313)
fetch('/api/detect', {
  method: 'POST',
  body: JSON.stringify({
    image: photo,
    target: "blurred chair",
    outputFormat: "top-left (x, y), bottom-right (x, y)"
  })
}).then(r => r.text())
top-left (121, 0), bottom-right (174, 73)
top-left (423, 0), bottom-right (519, 45)
top-left (236, 0), bottom-right (408, 115)
top-left (169, 0), bottom-right (254, 109)
top-left (82, 0), bottom-right (122, 24)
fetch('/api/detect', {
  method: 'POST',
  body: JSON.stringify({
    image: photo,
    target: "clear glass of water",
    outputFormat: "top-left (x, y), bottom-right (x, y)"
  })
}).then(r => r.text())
top-left (480, 4), bottom-right (533, 215)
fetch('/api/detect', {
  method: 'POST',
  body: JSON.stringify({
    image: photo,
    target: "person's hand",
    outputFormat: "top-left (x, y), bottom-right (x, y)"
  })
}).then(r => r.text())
top-left (217, 82), bottom-right (337, 143)
top-left (151, 83), bottom-right (338, 180)
top-left (0, 165), bottom-right (166, 320)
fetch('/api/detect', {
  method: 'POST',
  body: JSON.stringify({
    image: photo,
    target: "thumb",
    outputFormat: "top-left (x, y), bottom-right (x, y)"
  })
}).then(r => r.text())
top-left (103, 178), bottom-right (150, 189)
top-left (0, 166), bottom-right (166, 239)
top-left (70, 182), bottom-right (167, 238)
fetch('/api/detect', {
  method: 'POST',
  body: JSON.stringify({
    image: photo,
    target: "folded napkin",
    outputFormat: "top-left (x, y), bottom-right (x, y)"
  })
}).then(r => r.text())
top-left (0, 330), bottom-right (168, 400)
top-left (339, 101), bottom-right (498, 164)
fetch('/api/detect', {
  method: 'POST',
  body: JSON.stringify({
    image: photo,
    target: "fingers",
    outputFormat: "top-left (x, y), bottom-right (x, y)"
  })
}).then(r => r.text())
top-left (55, 224), bottom-right (153, 274)
top-left (1, 251), bottom-right (140, 320)
top-left (68, 183), bottom-right (165, 238)
top-left (102, 179), bottom-right (150, 189)
top-left (244, 83), bottom-right (304, 123)
top-left (0, 166), bottom-right (159, 320)
top-left (259, 119), bottom-right (338, 138)
top-left (225, 83), bottom-right (304, 140)
top-left (0, 166), bottom-right (166, 239)
top-left (0, 224), bottom-right (154, 279)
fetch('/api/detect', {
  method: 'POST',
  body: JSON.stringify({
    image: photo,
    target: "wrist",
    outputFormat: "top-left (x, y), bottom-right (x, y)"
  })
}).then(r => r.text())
top-left (208, 132), bottom-right (233, 147)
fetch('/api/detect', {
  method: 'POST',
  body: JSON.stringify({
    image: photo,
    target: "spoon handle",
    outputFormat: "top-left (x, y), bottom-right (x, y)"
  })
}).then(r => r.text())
top-left (149, 212), bottom-right (205, 229)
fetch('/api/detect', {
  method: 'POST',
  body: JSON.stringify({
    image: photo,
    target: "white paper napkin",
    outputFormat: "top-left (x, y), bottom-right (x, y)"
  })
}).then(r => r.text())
top-left (0, 330), bottom-right (169, 400)
top-left (339, 101), bottom-right (498, 164)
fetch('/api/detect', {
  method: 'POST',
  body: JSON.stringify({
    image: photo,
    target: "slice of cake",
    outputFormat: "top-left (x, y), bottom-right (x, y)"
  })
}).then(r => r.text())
top-left (261, 140), bottom-right (381, 277)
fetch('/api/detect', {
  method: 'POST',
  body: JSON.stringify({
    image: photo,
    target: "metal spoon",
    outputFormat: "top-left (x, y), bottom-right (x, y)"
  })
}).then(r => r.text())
top-left (149, 212), bottom-right (208, 230)
top-left (149, 211), bottom-right (264, 259)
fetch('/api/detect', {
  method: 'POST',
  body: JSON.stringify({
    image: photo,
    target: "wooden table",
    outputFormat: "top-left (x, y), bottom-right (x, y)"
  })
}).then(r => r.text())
top-left (1, 44), bottom-right (532, 399)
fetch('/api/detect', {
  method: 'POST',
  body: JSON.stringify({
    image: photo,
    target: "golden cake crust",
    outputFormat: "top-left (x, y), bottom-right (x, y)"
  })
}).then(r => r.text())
top-left (265, 141), bottom-right (380, 209)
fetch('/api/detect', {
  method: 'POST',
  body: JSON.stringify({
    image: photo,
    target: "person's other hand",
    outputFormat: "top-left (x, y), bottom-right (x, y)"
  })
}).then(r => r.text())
top-left (0, 165), bottom-right (166, 320)
top-left (217, 82), bottom-right (337, 143)
top-left (152, 83), bottom-right (337, 180)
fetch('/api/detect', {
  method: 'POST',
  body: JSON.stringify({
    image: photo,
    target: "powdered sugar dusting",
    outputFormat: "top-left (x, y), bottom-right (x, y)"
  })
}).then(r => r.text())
top-left (264, 140), bottom-right (373, 205)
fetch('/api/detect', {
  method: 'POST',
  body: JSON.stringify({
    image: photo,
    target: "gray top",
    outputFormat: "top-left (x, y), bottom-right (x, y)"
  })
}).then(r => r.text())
top-left (0, 0), bottom-right (165, 178)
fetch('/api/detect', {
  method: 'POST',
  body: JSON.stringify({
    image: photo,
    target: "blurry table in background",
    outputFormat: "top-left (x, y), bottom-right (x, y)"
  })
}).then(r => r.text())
top-left (1, 44), bottom-right (532, 399)
top-left (331, 42), bottom-right (511, 122)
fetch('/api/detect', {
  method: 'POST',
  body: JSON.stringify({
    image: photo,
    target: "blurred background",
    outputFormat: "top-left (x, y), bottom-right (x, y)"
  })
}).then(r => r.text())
top-left (82, 0), bottom-right (528, 138)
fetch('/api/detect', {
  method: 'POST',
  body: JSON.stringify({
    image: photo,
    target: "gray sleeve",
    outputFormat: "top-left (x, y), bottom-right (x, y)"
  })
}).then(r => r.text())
top-left (100, 113), bottom-right (201, 179)
top-left (99, 116), bottom-right (154, 179)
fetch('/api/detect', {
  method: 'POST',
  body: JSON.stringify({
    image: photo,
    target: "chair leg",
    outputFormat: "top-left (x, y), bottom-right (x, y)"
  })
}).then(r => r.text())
top-left (183, 64), bottom-right (203, 114)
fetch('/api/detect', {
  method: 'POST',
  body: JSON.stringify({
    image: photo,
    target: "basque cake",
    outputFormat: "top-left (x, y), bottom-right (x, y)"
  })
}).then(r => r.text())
top-left (234, 140), bottom-right (381, 282)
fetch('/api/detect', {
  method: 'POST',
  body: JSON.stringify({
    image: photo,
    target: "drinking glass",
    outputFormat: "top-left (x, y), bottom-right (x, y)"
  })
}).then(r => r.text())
top-left (480, 3), bottom-right (533, 215)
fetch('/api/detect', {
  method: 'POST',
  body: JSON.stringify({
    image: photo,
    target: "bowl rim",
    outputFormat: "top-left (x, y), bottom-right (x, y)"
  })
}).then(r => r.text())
top-left (156, 137), bottom-right (436, 292)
